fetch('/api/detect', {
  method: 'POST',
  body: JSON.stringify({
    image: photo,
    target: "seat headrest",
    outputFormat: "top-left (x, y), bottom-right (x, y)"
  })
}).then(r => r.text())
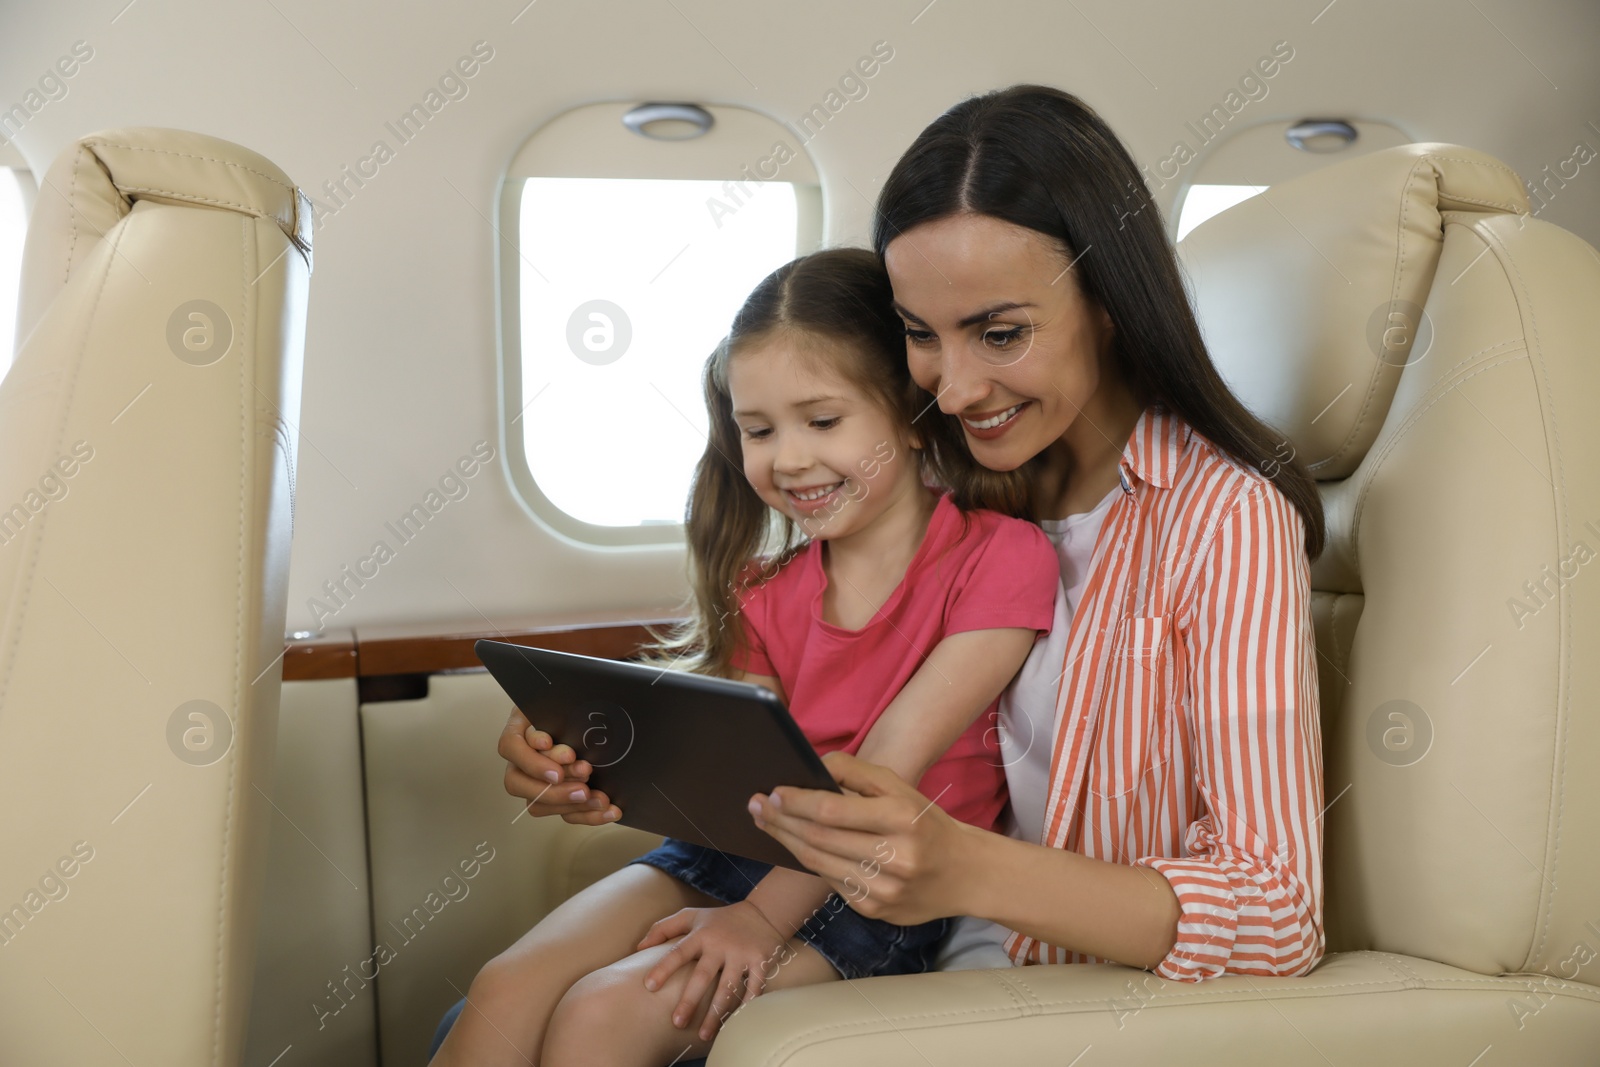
top-left (15, 127), bottom-right (312, 346)
top-left (1177, 143), bottom-right (1529, 480)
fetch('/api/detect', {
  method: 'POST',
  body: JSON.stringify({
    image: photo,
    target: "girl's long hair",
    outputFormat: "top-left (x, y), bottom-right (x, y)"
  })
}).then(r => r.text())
top-left (646, 247), bottom-right (1028, 677)
top-left (872, 84), bottom-right (1326, 559)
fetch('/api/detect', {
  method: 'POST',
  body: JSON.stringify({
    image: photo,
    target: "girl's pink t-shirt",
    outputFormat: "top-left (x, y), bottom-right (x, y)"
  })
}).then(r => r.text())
top-left (729, 490), bottom-right (1059, 833)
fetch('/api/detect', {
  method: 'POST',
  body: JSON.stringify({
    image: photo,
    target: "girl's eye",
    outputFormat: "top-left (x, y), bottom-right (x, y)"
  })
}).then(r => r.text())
top-left (983, 326), bottom-right (1026, 348)
top-left (811, 417), bottom-right (840, 430)
top-left (903, 326), bottom-right (936, 347)
top-left (741, 426), bottom-right (771, 440)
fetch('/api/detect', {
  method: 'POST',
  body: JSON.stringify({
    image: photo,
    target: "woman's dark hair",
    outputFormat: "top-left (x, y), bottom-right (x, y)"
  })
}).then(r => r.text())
top-left (871, 84), bottom-right (1326, 560)
top-left (645, 247), bottom-right (1028, 677)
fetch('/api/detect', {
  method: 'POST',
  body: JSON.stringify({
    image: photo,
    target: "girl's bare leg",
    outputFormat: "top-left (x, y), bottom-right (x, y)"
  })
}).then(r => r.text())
top-left (541, 937), bottom-right (842, 1067)
top-left (428, 864), bottom-right (718, 1067)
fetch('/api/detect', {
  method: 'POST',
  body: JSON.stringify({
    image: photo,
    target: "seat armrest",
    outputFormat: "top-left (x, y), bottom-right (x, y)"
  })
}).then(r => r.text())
top-left (708, 951), bottom-right (1600, 1066)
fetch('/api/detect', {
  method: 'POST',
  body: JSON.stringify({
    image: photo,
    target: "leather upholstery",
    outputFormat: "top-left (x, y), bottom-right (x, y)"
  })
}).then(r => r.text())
top-left (243, 679), bottom-right (378, 1067)
top-left (0, 129), bottom-right (310, 1065)
top-left (355, 670), bottom-right (664, 1062)
top-left (708, 951), bottom-right (1600, 1064)
top-left (710, 143), bottom-right (1600, 1061)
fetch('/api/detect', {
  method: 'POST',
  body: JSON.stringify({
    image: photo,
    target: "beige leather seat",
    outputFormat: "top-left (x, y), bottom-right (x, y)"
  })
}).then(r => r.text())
top-left (694, 143), bottom-right (1600, 1061)
top-left (0, 130), bottom-right (311, 1065)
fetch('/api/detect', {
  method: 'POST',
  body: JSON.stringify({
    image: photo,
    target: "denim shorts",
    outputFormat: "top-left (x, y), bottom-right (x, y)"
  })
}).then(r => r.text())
top-left (625, 837), bottom-right (950, 982)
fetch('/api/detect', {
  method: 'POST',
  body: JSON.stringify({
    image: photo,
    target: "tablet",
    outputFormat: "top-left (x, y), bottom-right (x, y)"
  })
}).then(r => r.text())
top-left (475, 639), bottom-right (843, 872)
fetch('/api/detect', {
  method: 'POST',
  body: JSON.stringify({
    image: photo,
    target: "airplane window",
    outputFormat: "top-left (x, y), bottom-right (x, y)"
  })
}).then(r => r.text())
top-left (517, 176), bottom-right (800, 527)
top-left (1176, 184), bottom-right (1269, 241)
top-left (500, 102), bottom-right (822, 544)
top-left (0, 169), bottom-right (25, 380)
top-left (1170, 119), bottom-right (1411, 245)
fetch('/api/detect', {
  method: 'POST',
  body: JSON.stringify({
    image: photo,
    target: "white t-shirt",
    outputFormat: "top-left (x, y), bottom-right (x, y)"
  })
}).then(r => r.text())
top-left (933, 483), bottom-right (1122, 970)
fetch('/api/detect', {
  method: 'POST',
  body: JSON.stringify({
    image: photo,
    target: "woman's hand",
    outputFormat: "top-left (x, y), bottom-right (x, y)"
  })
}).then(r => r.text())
top-left (636, 901), bottom-right (787, 1041)
top-left (497, 706), bottom-right (621, 824)
top-left (748, 750), bottom-right (980, 926)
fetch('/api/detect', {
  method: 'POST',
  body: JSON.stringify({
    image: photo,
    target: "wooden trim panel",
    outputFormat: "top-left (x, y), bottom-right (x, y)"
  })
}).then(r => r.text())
top-left (282, 628), bottom-right (356, 681)
top-left (281, 612), bottom-right (685, 681)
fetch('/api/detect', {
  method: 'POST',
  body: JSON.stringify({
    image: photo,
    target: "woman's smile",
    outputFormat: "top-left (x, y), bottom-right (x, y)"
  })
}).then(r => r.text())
top-left (962, 401), bottom-right (1030, 439)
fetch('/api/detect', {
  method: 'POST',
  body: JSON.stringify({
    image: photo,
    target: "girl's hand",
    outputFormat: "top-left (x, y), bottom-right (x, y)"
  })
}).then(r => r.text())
top-left (636, 901), bottom-right (788, 1041)
top-left (748, 750), bottom-right (978, 925)
top-left (498, 707), bottom-right (621, 824)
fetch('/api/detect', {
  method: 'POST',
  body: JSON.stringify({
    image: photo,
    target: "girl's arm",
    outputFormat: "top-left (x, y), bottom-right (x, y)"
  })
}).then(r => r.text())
top-left (852, 627), bottom-right (1037, 787)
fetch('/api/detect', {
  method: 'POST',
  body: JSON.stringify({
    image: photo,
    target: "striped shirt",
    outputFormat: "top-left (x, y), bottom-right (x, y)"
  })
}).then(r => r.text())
top-left (1002, 404), bottom-right (1325, 981)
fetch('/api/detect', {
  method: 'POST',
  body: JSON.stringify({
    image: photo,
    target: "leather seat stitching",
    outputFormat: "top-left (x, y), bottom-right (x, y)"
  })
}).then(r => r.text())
top-left (1438, 191), bottom-right (1526, 212)
top-left (65, 144), bottom-right (86, 288)
top-left (998, 970), bottom-right (1041, 1008)
top-left (1418, 154), bottom-right (1525, 180)
top-left (0, 215), bottom-right (119, 710)
top-left (117, 184), bottom-right (281, 219)
top-left (1327, 594), bottom-right (1344, 680)
top-left (214, 211), bottom-right (250, 1065)
top-left (1370, 950), bottom-right (1421, 981)
top-left (82, 139), bottom-right (296, 193)
top-left (1487, 225), bottom-right (1570, 967)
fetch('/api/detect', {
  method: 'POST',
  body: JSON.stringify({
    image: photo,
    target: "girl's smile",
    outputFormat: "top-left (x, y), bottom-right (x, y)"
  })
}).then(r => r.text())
top-left (782, 480), bottom-right (846, 510)
top-left (727, 334), bottom-right (924, 542)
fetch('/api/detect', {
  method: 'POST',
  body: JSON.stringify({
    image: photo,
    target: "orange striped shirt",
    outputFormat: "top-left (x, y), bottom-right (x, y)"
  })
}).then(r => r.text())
top-left (1002, 405), bottom-right (1325, 981)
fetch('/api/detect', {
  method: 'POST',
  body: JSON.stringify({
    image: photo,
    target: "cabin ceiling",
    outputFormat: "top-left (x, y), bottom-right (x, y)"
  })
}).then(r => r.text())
top-left (1, 0), bottom-right (1595, 630)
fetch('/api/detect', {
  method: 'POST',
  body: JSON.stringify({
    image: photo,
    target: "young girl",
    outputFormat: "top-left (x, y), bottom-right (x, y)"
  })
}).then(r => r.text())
top-left (430, 247), bottom-right (1059, 1067)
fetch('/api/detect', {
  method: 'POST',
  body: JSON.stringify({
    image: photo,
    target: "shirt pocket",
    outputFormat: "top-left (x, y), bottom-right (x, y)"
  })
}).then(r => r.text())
top-left (1086, 614), bottom-right (1175, 807)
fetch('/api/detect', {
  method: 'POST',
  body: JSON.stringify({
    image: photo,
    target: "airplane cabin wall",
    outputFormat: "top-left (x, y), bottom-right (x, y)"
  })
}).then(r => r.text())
top-left (1, 0), bottom-right (1595, 632)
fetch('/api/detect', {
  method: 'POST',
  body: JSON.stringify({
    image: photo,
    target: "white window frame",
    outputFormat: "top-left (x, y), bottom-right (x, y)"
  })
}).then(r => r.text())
top-left (496, 102), bottom-right (823, 547)
top-left (1169, 118), bottom-right (1413, 246)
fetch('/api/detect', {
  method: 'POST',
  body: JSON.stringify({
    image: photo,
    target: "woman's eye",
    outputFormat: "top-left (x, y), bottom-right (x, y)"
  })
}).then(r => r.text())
top-left (983, 326), bottom-right (1025, 348)
top-left (903, 326), bottom-right (935, 347)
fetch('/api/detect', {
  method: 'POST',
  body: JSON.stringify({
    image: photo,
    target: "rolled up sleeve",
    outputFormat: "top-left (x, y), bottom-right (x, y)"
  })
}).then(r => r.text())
top-left (1132, 480), bottom-right (1325, 981)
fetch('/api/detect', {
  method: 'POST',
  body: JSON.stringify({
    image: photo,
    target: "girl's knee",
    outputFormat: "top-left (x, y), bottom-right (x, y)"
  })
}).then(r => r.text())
top-left (546, 966), bottom-right (627, 1038)
top-left (545, 959), bottom-right (709, 1064)
top-left (465, 946), bottom-right (558, 1020)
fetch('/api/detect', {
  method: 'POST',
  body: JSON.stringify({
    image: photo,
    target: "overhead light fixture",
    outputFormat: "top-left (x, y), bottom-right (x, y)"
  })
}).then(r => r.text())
top-left (1285, 119), bottom-right (1358, 153)
top-left (622, 103), bottom-right (714, 141)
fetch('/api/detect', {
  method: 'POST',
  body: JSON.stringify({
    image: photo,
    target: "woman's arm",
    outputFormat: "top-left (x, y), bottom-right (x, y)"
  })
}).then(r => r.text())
top-left (737, 626), bottom-right (1034, 932)
top-left (748, 752), bottom-right (1180, 969)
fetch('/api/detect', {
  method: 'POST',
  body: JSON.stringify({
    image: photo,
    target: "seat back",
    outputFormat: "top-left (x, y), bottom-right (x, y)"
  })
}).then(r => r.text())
top-left (1179, 143), bottom-right (1600, 979)
top-left (0, 129), bottom-right (311, 1065)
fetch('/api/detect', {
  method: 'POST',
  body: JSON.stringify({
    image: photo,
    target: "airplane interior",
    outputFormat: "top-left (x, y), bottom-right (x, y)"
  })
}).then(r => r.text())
top-left (0, 1), bottom-right (1598, 1065)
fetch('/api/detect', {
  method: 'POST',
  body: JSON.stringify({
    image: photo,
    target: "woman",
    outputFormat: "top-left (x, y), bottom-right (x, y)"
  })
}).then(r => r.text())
top-left (456, 82), bottom-right (1325, 1059)
top-left (747, 83), bottom-right (1326, 980)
